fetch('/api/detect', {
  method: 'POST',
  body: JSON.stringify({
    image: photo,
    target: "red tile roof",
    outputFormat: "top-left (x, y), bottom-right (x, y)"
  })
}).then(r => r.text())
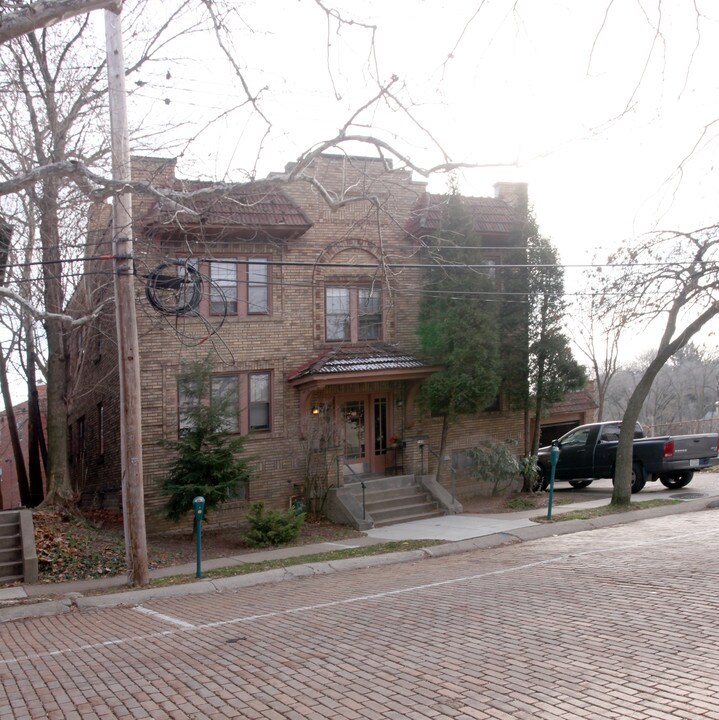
top-left (143, 181), bottom-right (312, 234)
top-left (548, 389), bottom-right (598, 415)
top-left (408, 193), bottom-right (518, 236)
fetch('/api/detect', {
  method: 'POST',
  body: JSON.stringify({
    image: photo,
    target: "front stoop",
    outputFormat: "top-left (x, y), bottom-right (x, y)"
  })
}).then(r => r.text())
top-left (0, 510), bottom-right (38, 585)
top-left (328, 475), bottom-right (446, 530)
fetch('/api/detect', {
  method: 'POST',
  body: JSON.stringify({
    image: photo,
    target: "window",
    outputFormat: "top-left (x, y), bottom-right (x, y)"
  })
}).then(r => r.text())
top-left (211, 375), bottom-right (240, 433)
top-left (325, 287), bottom-right (349, 341)
top-left (78, 416), bottom-right (86, 458)
top-left (248, 260), bottom-right (268, 314)
top-left (358, 288), bottom-right (382, 340)
top-left (249, 373), bottom-right (270, 430)
top-left (560, 426), bottom-right (591, 448)
top-left (210, 261), bottom-right (238, 315)
top-left (97, 403), bottom-right (104, 457)
top-left (178, 381), bottom-right (197, 436)
top-left (178, 371), bottom-right (272, 436)
top-left (207, 257), bottom-right (270, 316)
top-left (68, 424), bottom-right (74, 464)
top-left (325, 286), bottom-right (382, 342)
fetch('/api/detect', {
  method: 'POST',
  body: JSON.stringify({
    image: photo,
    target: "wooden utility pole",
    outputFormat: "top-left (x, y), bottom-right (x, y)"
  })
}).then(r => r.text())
top-left (104, 8), bottom-right (149, 586)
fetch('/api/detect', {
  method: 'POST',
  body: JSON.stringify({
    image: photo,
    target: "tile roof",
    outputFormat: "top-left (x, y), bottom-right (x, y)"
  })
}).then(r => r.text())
top-left (143, 181), bottom-right (312, 233)
top-left (547, 388), bottom-right (598, 415)
top-left (408, 193), bottom-right (518, 236)
top-left (288, 345), bottom-right (430, 381)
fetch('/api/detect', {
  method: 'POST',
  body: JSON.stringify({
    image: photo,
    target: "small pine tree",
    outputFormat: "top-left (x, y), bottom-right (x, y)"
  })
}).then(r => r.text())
top-left (243, 501), bottom-right (305, 548)
top-left (161, 360), bottom-right (252, 522)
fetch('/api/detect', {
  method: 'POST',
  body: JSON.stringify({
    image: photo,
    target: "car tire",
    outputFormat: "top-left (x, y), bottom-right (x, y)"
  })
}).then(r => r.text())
top-left (631, 462), bottom-right (647, 493)
top-left (613, 462), bottom-right (647, 493)
top-left (533, 465), bottom-right (549, 492)
top-left (568, 480), bottom-right (593, 489)
top-left (659, 472), bottom-right (694, 489)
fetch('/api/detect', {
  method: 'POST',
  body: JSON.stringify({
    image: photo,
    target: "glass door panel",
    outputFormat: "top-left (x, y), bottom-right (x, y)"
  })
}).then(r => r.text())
top-left (340, 400), bottom-right (366, 472)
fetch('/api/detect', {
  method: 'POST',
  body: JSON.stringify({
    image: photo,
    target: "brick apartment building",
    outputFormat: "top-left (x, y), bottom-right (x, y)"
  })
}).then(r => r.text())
top-left (66, 154), bottom-right (530, 528)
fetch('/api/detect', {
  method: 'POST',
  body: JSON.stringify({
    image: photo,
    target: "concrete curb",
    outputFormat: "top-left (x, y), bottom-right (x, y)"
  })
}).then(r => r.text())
top-left (2, 496), bottom-right (716, 623)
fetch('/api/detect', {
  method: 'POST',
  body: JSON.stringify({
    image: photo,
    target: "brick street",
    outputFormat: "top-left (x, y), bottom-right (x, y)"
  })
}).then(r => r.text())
top-left (2, 509), bottom-right (719, 719)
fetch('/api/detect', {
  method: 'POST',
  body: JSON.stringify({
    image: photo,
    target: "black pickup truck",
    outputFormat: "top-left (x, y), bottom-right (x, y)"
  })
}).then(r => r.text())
top-left (536, 421), bottom-right (719, 493)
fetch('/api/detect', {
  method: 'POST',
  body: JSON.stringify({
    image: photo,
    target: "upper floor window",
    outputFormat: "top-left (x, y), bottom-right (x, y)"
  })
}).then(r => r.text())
top-left (202, 257), bottom-right (269, 316)
top-left (325, 286), bottom-right (382, 342)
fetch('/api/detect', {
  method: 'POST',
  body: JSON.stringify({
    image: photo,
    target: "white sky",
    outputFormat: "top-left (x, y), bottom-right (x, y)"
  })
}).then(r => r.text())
top-left (125, 1), bottom-right (719, 253)
top-left (121, 0), bottom-right (719, 345)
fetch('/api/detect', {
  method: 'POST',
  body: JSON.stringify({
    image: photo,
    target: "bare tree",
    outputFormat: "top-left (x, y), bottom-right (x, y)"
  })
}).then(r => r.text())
top-left (596, 225), bottom-right (719, 506)
top-left (573, 281), bottom-right (624, 422)
top-left (0, 0), bottom-right (516, 587)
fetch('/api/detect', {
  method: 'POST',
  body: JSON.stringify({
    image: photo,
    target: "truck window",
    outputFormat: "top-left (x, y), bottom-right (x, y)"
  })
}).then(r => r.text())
top-left (561, 427), bottom-right (591, 448)
top-left (600, 425), bottom-right (621, 442)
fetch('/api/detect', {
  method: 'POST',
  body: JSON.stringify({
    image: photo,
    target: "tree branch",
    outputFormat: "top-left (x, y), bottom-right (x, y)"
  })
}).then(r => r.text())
top-left (0, 284), bottom-right (111, 326)
top-left (0, 0), bottom-right (122, 45)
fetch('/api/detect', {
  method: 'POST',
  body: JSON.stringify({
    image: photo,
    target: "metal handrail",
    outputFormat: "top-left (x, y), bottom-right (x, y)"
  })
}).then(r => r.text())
top-left (336, 457), bottom-right (366, 520)
top-left (428, 446), bottom-right (457, 506)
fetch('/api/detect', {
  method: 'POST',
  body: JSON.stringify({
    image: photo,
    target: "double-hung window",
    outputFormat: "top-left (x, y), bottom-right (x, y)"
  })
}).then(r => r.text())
top-left (248, 260), bottom-right (269, 314)
top-left (207, 257), bottom-right (270, 316)
top-left (249, 373), bottom-right (270, 430)
top-left (325, 286), bottom-right (382, 343)
top-left (179, 370), bottom-right (272, 436)
top-left (210, 261), bottom-right (238, 314)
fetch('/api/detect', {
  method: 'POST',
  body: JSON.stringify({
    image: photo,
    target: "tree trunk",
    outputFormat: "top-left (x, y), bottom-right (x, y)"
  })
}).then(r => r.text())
top-left (37, 179), bottom-right (74, 510)
top-left (435, 413), bottom-right (450, 486)
top-left (27, 329), bottom-right (46, 505)
top-left (0, 223), bottom-right (31, 507)
top-left (530, 354), bottom-right (546, 456)
top-left (0, 355), bottom-right (31, 507)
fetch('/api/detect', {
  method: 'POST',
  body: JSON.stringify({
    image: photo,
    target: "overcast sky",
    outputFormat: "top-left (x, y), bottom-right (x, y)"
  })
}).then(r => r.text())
top-left (122, 0), bottom-right (719, 280)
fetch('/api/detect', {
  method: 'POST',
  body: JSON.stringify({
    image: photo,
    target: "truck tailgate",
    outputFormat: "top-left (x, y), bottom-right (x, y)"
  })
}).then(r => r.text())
top-left (671, 434), bottom-right (719, 462)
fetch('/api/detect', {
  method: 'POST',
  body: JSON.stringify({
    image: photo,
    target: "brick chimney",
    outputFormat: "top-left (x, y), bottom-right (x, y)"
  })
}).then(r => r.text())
top-left (494, 181), bottom-right (528, 215)
top-left (131, 156), bottom-right (177, 187)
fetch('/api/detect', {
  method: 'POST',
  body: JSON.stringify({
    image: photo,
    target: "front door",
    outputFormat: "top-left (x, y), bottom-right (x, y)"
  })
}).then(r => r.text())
top-left (339, 395), bottom-right (389, 476)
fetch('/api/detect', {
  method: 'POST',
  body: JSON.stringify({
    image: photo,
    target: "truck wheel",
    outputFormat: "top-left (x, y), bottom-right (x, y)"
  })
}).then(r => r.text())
top-left (569, 480), bottom-right (593, 489)
top-left (532, 466), bottom-right (549, 492)
top-left (631, 462), bottom-right (647, 493)
top-left (659, 472), bottom-right (694, 489)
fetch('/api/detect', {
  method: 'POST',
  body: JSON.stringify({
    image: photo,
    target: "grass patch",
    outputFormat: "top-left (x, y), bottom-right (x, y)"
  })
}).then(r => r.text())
top-left (504, 495), bottom-right (575, 512)
top-left (83, 539), bottom-right (444, 595)
top-left (505, 497), bottom-right (536, 511)
top-left (532, 498), bottom-right (681, 523)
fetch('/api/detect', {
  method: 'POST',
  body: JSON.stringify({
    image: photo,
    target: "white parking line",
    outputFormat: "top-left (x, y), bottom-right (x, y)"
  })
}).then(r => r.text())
top-left (2, 521), bottom-right (718, 668)
top-left (133, 606), bottom-right (196, 628)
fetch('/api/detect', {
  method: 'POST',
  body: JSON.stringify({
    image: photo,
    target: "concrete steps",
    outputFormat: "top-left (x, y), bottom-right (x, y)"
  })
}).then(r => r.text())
top-left (344, 475), bottom-right (444, 528)
top-left (0, 511), bottom-right (24, 583)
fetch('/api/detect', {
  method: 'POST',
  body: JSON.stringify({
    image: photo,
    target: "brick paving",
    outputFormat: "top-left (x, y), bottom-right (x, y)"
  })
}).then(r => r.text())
top-left (2, 510), bottom-right (719, 718)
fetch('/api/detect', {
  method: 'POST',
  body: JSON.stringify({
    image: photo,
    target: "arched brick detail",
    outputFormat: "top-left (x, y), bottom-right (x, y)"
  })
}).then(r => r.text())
top-left (311, 239), bottom-right (390, 345)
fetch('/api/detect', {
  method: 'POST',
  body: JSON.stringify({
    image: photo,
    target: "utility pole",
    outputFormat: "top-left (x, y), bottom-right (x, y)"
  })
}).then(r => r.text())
top-left (104, 7), bottom-right (149, 586)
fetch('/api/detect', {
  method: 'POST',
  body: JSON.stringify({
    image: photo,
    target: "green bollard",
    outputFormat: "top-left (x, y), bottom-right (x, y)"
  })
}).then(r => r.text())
top-left (547, 441), bottom-right (560, 522)
top-left (193, 496), bottom-right (205, 578)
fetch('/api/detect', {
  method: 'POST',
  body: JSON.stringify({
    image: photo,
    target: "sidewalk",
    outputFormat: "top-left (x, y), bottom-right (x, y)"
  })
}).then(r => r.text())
top-left (1, 492), bottom-right (717, 623)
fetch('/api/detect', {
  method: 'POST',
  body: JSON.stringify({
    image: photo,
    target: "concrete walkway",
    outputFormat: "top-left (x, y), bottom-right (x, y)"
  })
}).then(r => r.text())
top-left (1, 484), bottom-right (718, 623)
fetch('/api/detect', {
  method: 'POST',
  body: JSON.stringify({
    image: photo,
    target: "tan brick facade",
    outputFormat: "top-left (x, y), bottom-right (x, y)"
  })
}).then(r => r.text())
top-left (67, 154), bottom-right (529, 530)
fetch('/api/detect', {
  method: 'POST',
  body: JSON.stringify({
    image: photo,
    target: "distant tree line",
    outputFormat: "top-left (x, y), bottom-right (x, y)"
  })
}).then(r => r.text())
top-left (604, 343), bottom-right (719, 436)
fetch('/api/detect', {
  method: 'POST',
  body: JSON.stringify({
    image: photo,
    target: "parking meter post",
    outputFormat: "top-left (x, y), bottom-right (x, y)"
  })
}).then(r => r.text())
top-left (547, 441), bottom-right (560, 521)
top-left (193, 496), bottom-right (205, 578)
